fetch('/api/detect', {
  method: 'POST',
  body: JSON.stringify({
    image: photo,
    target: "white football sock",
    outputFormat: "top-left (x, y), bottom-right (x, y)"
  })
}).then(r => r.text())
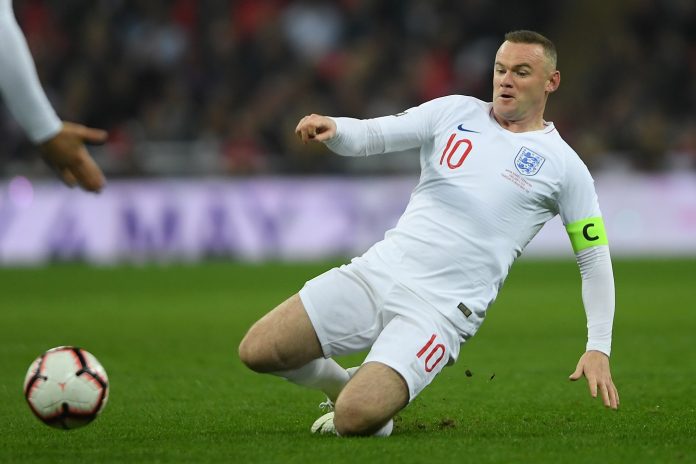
top-left (334, 418), bottom-right (394, 437)
top-left (273, 358), bottom-right (349, 401)
top-left (372, 418), bottom-right (394, 437)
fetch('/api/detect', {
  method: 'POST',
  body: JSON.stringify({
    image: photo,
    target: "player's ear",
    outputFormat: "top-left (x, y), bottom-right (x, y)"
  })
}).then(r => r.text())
top-left (546, 70), bottom-right (560, 93)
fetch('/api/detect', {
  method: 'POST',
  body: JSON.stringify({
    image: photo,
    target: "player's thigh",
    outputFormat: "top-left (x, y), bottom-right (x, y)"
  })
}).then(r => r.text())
top-left (239, 293), bottom-right (323, 372)
top-left (365, 296), bottom-right (460, 402)
top-left (298, 264), bottom-right (385, 358)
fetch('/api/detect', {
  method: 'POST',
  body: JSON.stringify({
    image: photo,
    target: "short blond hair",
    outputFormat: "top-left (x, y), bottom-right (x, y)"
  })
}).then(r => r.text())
top-left (504, 30), bottom-right (557, 70)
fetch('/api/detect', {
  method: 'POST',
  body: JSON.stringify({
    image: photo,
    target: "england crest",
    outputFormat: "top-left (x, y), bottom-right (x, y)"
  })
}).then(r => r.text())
top-left (514, 147), bottom-right (545, 176)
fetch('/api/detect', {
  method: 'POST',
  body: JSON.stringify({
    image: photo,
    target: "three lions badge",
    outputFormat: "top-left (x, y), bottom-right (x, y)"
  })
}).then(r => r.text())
top-left (514, 147), bottom-right (545, 176)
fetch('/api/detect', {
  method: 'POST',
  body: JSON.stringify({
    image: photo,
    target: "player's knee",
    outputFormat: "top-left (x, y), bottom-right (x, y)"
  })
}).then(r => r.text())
top-left (333, 398), bottom-right (389, 436)
top-left (238, 326), bottom-right (291, 373)
top-left (238, 332), bottom-right (262, 371)
top-left (238, 329), bottom-right (274, 372)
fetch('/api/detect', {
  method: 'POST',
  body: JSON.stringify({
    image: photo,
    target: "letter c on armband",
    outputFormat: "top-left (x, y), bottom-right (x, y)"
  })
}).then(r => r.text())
top-left (566, 217), bottom-right (608, 253)
top-left (582, 223), bottom-right (599, 241)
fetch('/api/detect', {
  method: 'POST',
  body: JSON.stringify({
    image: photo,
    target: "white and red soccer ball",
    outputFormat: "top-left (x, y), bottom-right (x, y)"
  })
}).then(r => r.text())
top-left (24, 346), bottom-right (109, 429)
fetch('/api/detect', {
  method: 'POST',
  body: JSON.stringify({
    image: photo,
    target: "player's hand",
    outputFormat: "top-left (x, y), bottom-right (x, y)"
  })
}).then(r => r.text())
top-left (569, 350), bottom-right (619, 410)
top-left (39, 122), bottom-right (108, 192)
top-left (295, 114), bottom-right (336, 144)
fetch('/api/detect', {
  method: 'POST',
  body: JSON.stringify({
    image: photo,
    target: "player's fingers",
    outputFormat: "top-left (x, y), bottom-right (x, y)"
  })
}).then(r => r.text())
top-left (614, 384), bottom-right (620, 406)
top-left (70, 148), bottom-right (106, 192)
top-left (295, 121), bottom-right (312, 144)
top-left (297, 125), bottom-right (319, 144)
top-left (295, 116), bottom-right (309, 135)
top-left (610, 383), bottom-right (620, 409)
top-left (608, 383), bottom-right (618, 410)
top-left (586, 375), bottom-right (598, 398)
top-left (63, 122), bottom-right (108, 145)
top-left (43, 159), bottom-right (73, 187)
top-left (58, 167), bottom-right (78, 188)
top-left (599, 382), bottom-right (610, 407)
top-left (568, 363), bottom-right (583, 381)
top-left (314, 131), bottom-right (332, 142)
top-left (78, 126), bottom-right (108, 145)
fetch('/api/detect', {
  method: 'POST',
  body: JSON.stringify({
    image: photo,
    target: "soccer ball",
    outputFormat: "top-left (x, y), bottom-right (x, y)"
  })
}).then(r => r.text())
top-left (24, 346), bottom-right (109, 429)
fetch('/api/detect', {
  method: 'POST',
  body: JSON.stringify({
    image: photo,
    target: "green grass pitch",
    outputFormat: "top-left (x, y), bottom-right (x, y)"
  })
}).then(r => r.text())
top-left (0, 259), bottom-right (694, 463)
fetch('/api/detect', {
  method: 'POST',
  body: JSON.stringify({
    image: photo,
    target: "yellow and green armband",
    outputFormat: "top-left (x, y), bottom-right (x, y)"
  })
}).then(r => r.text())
top-left (565, 217), bottom-right (608, 253)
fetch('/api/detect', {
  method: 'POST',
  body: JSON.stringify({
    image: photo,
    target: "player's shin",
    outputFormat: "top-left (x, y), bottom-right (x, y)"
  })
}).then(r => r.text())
top-left (273, 358), bottom-right (349, 402)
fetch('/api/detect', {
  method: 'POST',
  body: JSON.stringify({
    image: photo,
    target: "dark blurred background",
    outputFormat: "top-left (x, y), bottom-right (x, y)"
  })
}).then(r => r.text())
top-left (2, 0), bottom-right (695, 177)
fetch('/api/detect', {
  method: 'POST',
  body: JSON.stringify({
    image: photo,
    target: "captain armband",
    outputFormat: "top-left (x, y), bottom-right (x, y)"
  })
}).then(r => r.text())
top-left (565, 217), bottom-right (608, 253)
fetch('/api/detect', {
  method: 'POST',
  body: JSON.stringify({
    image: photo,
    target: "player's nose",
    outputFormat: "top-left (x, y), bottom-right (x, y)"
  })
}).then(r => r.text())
top-left (499, 72), bottom-right (514, 86)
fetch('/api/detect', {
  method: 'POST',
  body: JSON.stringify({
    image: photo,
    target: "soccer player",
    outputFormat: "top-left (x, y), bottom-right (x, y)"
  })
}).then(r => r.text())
top-left (239, 30), bottom-right (619, 437)
top-left (0, 0), bottom-right (106, 192)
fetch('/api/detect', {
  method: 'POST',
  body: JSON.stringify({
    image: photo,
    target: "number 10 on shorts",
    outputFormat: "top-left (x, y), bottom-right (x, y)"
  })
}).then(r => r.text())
top-left (416, 334), bottom-right (446, 373)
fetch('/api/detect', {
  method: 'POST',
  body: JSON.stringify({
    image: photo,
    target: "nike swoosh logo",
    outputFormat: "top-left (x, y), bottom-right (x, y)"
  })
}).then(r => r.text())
top-left (457, 124), bottom-right (481, 133)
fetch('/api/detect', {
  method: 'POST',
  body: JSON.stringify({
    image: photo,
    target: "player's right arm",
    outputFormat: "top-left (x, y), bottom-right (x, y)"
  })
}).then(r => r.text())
top-left (295, 97), bottom-right (450, 157)
top-left (0, 0), bottom-right (106, 192)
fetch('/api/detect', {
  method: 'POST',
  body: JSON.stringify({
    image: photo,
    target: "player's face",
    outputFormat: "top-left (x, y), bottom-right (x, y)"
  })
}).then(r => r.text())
top-left (492, 41), bottom-right (558, 127)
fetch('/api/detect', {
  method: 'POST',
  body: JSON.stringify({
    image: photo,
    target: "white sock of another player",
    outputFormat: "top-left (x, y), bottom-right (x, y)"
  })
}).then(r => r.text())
top-left (274, 358), bottom-right (349, 402)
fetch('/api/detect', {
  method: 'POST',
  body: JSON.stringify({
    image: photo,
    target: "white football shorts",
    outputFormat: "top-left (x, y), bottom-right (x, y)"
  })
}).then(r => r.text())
top-left (299, 256), bottom-right (462, 401)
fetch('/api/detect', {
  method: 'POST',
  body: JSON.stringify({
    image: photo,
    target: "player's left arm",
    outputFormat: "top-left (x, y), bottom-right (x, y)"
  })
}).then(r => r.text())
top-left (566, 229), bottom-right (619, 410)
top-left (558, 158), bottom-right (619, 410)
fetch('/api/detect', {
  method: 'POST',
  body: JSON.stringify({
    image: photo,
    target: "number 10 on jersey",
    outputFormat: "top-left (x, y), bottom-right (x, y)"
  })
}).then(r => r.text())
top-left (416, 334), bottom-right (446, 372)
top-left (439, 133), bottom-right (473, 169)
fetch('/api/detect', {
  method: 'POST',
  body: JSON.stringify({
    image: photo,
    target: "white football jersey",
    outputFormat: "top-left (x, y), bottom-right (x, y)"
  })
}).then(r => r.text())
top-left (327, 95), bottom-right (603, 339)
